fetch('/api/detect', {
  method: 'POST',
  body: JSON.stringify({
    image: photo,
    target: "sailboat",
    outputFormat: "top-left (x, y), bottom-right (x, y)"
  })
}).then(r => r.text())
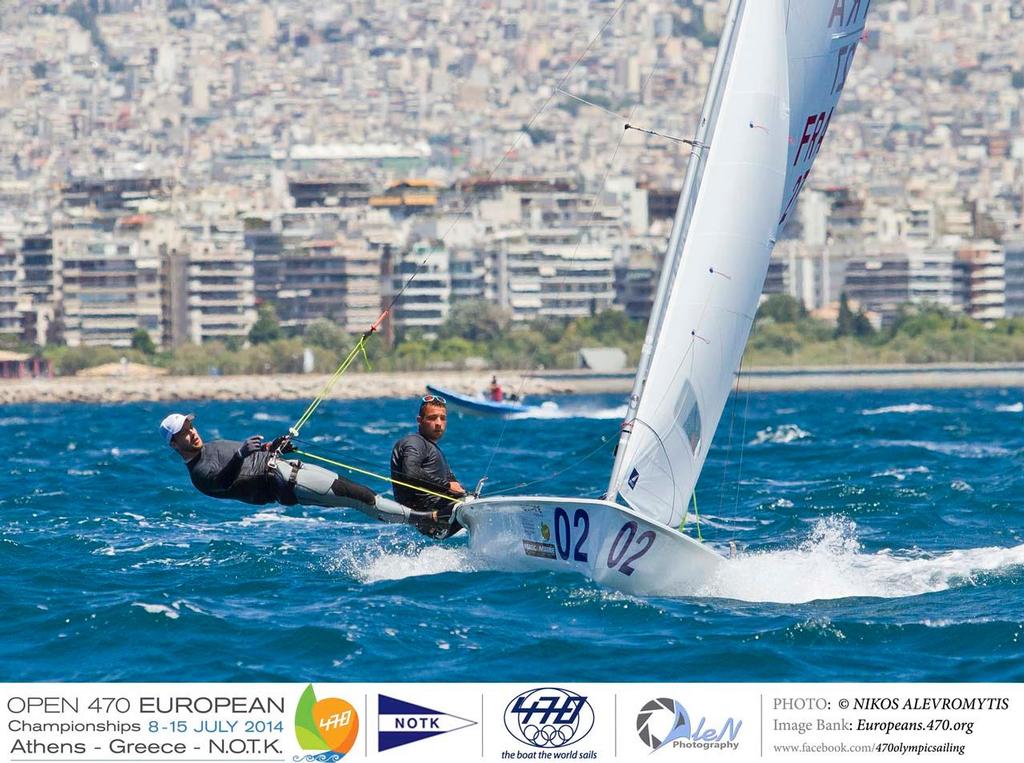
top-left (454, 0), bottom-right (872, 595)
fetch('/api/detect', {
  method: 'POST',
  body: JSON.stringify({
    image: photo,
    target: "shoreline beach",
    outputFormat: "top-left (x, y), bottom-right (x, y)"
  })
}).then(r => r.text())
top-left (2, 364), bottom-right (1023, 405)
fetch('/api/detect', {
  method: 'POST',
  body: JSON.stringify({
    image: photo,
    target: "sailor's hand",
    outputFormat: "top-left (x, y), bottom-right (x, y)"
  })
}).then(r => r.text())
top-left (237, 435), bottom-right (264, 458)
top-left (449, 480), bottom-right (466, 496)
top-left (268, 434), bottom-right (295, 454)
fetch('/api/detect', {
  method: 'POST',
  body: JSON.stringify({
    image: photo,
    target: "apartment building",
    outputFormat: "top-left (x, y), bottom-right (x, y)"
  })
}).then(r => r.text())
top-left (20, 233), bottom-right (55, 307)
top-left (277, 236), bottom-right (382, 334)
top-left (182, 224), bottom-right (257, 345)
top-left (449, 246), bottom-right (498, 304)
top-left (496, 230), bottom-right (616, 322)
top-left (387, 241), bottom-right (451, 332)
top-left (0, 238), bottom-right (21, 339)
top-left (55, 228), bottom-right (162, 347)
top-left (957, 239), bottom-right (1006, 322)
top-left (1004, 237), bottom-right (1024, 318)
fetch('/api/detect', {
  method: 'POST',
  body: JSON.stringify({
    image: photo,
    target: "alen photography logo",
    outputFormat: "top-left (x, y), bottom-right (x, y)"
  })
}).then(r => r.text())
top-left (293, 684), bottom-right (359, 761)
top-left (377, 694), bottom-right (477, 752)
top-left (504, 687), bottom-right (595, 749)
top-left (636, 698), bottom-right (742, 753)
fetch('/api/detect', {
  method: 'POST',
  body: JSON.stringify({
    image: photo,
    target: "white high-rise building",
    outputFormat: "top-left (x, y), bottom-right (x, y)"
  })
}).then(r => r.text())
top-left (56, 229), bottom-right (162, 348)
top-left (496, 230), bottom-right (616, 321)
top-left (184, 224), bottom-right (257, 344)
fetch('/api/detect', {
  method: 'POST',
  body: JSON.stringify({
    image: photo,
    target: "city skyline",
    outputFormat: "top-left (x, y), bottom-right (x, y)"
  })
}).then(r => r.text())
top-left (0, 1), bottom-right (1022, 350)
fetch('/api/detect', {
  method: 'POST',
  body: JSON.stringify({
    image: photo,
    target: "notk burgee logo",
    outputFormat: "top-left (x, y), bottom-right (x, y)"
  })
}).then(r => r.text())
top-left (293, 684), bottom-right (359, 761)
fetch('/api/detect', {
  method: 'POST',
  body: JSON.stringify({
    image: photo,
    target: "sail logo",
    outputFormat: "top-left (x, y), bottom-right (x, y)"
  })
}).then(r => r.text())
top-left (377, 694), bottom-right (476, 752)
top-left (293, 684), bottom-right (359, 761)
top-left (628, 468), bottom-right (640, 489)
top-left (504, 687), bottom-right (594, 748)
top-left (636, 698), bottom-right (741, 753)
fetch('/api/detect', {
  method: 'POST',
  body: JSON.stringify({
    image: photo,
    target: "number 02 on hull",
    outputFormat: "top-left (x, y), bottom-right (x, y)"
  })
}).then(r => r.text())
top-left (455, 497), bottom-right (725, 596)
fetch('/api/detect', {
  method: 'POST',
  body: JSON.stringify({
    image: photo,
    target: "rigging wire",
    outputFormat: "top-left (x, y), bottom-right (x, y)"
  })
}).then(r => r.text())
top-left (480, 373), bottom-right (534, 482)
top-left (717, 352), bottom-right (745, 517)
top-left (733, 355), bottom-right (755, 514)
top-left (486, 434), bottom-right (616, 496)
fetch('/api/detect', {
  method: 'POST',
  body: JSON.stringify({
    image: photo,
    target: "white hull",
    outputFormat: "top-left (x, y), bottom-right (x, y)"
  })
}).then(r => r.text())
top-left (455, 496), bottom-right (725, 597)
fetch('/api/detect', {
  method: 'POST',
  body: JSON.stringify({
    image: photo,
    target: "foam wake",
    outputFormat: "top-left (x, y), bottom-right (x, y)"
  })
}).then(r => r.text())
top-left (749, 424), bottom-right (811, 445)
top-left (511, 403), bottom-right (626, 420)
top-left (697, 517), bottom-right (1024, 604)
top-left (330, 538), bottom-right (486, 583)
top-left (861, 403), bottom-right (940, 415)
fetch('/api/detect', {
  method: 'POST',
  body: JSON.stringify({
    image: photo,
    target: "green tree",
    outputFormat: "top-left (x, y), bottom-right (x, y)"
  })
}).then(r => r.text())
top-left (835, 292), bottom-right (856, 337)
top-left (130, 328), bottom-right (156, 355)
top-left (304, 318), bottom-right (348, 351)
top-left (890, 303), bottom-right (956, 337)
top-left (757, 294), bottom-right (807, 324)
top-left (852, 310), bottom-right (875, 338)
top-left (248, 303), bottom-right (282, 345)
top-left (440, 300), bottom-right (511, 343)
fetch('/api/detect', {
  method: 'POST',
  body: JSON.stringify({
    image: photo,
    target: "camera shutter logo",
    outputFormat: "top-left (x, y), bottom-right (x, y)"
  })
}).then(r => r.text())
top-left (637, 697), bottom-right (690, 751)
top-left (636, 697), bottom-right (742, 752)
top-left (504, 688), bottom-right (594, 749)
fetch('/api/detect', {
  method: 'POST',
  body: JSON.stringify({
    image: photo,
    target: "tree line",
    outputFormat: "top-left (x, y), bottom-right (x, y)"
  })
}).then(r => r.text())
top-left (10, 295), bottom-right (1024, 377)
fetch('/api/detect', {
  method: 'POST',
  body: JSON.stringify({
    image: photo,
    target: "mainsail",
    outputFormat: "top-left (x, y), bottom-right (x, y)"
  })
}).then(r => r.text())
top-left (608, 0), bottom-right (870, 528)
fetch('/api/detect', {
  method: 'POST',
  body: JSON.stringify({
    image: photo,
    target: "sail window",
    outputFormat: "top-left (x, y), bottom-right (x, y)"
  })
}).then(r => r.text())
top-left (683, 402), bottom-right (702, 454)
top-left (672, 381), bottom-right (702, 455)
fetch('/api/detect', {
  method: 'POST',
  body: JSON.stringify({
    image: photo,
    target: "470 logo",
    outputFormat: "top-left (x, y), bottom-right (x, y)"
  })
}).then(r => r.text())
top-left (504, 688), bottom-right (594, 749)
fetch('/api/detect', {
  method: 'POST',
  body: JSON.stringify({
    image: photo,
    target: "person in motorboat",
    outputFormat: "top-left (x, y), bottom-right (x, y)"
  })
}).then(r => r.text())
top-left (390, 395), bottom-right (467, 538)
top-left (488, 375), bottom-right (503, 402)
top-left (161, 412), bottom-right (420, 525)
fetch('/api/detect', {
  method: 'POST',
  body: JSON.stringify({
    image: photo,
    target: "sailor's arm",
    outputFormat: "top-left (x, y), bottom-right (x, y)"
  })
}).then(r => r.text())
top-left (211, 436), bottom-right (261, 491)
top-left (394, 439), bottom-right (451, 492)
top-left (444, 458), bottom-right (466, 496)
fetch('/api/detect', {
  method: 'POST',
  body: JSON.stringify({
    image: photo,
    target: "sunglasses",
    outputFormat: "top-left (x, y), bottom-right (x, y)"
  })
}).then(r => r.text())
top-left (421, 394), bottom-right (447, 406)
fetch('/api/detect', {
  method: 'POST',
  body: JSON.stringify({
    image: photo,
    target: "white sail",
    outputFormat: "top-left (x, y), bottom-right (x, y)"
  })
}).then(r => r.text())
top-left (458, 0), bottom-right (873, 595)
top-left (608, 0), bottom-right (790, 527)
top-left (610, 0), bottom-right (870, 528)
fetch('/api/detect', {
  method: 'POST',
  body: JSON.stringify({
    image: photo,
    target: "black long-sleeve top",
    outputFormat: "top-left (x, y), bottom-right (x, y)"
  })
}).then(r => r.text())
top-left (390, 433), bottom-right (457, 512)
top-left (185, 440), bottom-right (278, 505)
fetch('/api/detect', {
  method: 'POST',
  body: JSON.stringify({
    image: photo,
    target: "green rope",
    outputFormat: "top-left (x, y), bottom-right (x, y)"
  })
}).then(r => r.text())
top-left (289, 329), bottom-right (377, 437)
top-left (678, 490), bottom-right (704, 542)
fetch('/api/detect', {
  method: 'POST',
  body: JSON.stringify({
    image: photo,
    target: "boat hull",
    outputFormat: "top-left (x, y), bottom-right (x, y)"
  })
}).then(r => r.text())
top-left (426, 384), bottom-right (535, 416)
top-left (455, 495), bottom-right (724, 596)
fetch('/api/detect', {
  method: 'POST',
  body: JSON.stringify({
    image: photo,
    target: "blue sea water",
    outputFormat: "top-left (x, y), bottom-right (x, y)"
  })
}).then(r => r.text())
top-left (1, 387), bottom-right (1022, 682)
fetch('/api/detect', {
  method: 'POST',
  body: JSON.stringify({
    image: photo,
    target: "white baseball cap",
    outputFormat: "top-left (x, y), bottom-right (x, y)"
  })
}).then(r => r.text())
top-left (160, 413), bottom-right (195, 444)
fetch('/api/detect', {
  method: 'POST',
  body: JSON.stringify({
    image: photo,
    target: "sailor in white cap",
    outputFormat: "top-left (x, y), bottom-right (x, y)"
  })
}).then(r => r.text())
top-left (159, 412), bottom-right (424, 526)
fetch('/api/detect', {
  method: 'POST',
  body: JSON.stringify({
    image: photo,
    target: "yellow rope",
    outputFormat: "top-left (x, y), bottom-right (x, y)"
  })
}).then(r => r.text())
top-left (290, 335), bottom-right (370, 437)
top-left (292, 449), bottom-right (461, 504)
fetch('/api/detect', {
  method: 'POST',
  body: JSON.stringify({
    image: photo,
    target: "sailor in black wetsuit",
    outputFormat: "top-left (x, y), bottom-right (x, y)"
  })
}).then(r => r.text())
top-left (160, 412), bottom-right (420, 525)
top-left (390, 395), bottom-right (467, 539)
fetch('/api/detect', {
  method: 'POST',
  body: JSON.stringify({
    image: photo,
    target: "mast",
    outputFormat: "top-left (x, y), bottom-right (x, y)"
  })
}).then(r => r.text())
top-left (607, 0), bottom-right (748, 500)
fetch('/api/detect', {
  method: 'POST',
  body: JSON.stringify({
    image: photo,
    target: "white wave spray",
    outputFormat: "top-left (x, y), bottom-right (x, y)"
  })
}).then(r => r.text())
top-left (510, 403), bottom-right (626, 421)
top-left (330, 537), bottom-right (487, 583)
top-left (696, 516), bottom-right (1024, 604)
